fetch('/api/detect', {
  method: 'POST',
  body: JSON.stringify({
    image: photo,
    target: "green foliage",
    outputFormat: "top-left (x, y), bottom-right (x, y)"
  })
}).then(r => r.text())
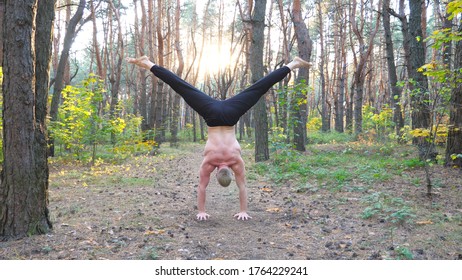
top-left (269, 126), bottom-right (293, 153)
top-left (361, 192), bottom-right (416, 225)
top-left (394, 246), bottom-right (414, 260)
top-left (362, 105), bottom-right (394, 140)
top-left (447, 0), bottom-right (462, 19)
top-left (306, 117), bottom-right (322, 132)
top-left (307, 131), bottom-right (355, 144)
top-left (255, 136), bottom-right (419, 191)
top-left (50, 74), bottom-right (148, 163)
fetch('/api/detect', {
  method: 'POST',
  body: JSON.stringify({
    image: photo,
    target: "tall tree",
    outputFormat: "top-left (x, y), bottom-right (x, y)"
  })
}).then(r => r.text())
top-left (154, 0), bottom-right (166, 143)
top-left (276, 0), bottom-right (291, 133)
top-left (49, 0), bottom-right (86, 156)
top-left (350, 0), bottom-right (382, 135)
top-left (0, 0), bottom-right (4, 66)
top-left (134, 0), bottom-right (149, 129)
top-left (333, 1), bottom-right (347, 133)
top-left (292, 0), bottom-right (313, 151)
top-left (408, 0), bottom-right (435, 160)
top-left (170, 0), bottom-right (184, 147)
top-left (1, 0), bottom-right (55, 238)
top-left (90, 0), bottom-right (104, 78)
top-left (445, 22), bottom-right (462, 167)
top-left (316, 0), bottom-right (329, 132)
top-left (108, 0), bottom-right (125, 144)
top-left (383, 0), bottom-right (404, 141)
top-left (250, 0), bottom-right (269, 162)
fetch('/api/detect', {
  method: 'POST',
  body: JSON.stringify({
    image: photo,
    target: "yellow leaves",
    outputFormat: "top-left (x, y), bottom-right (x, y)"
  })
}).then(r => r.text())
top-left (447, 0), bottom-right (462, 20)
top-left (266, 207), bottom-right (281, 213)
top-left (409, 125), bottom-right (449, 145)
top-left (409, 128), bottom-right (431, 138)
top-left (261, 187), bottom-right (272, 192)
top-left (418, 62), bottom-right (437, 72)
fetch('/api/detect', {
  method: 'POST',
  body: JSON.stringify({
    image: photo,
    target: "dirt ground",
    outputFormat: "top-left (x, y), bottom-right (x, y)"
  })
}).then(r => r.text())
top-left (1, 143), bottom-right (461, 260)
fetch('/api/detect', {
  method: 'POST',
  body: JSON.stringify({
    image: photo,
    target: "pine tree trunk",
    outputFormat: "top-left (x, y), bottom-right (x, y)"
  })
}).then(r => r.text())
top-left (154, 0), bottom-right (166, 143)
top-left (0, 0), bottom-right (4, 66)
top-left (383, 0), bottom-right (404, 141)
top-left (292, 0), bottom-right (312, 151)
top-left (251, 0), bottom-right (269, 162)
top-left (170, 0), bottom-right (184, 147)
top-left (445, 23), bottom-right (462, 167)
top-left (1, 0), bottom-right (54, 239)
top-left (409, 0), bottom-right (436, 161)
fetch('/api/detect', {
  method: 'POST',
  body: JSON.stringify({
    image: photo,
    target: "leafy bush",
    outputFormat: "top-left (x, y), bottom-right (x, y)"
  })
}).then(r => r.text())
top-left (49, 74), bottom-right (147, 163)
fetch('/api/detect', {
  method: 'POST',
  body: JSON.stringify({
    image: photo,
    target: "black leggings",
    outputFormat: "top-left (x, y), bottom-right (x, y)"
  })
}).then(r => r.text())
top-left (150, 65), bottom-right (291, 127)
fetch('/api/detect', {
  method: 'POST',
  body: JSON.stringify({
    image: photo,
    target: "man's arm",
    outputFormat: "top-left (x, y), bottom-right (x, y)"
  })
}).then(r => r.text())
top-left (231, 158), bottom-right (252, 220)
top-left (197, 160), bottom-right (214, 220)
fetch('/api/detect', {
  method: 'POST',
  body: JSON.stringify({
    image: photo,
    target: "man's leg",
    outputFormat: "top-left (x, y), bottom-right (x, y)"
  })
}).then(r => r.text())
top-left (221, 57), bottom-right (311, 123)
top-left (150, 65), bottom-right (216, 117)
top-left (127, 56), bottom-right (216, 118)
top-left (221, 66), bottom-right (291, 121)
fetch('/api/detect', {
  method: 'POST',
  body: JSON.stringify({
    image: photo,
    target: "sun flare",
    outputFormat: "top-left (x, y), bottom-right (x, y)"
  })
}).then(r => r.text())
top-left (199, 45), bottom-right (233, 75)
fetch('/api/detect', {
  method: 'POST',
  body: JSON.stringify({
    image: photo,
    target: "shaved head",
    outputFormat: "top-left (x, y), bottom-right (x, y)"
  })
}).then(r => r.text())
top-left (217, 167), bottom-right (232, 187)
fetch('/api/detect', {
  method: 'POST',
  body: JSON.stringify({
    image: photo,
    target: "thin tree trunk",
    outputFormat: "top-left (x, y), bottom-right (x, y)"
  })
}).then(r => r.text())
top-left (108, 0), bottom-right (125, 144)
top-left (383, 0), bottom-right (404, 141)
top-left (350, 0), bottom-right (381, 135)
top-left (250, 0), bottom-right (269, 162)
top-left (317, 1), bottom-right (329, 132)
top-left (154, 0), bottom-right (165, 143)
top-left (170, 0), bottom-right (184, 147)
top-left (445, 23), bottom-right (462, 167)
top-left (409, 0), bottom-right (435, 161)
top-left (49, 0), bottom-right (86, 156)
top-left (292, 0), bottom-right (312, 151)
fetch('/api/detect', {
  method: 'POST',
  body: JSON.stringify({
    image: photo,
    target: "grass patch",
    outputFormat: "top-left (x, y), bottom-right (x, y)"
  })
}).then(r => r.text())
top-left (307, 131), bottom-right (355, 144)
top-left (254, 139), bottom-right (418, 189)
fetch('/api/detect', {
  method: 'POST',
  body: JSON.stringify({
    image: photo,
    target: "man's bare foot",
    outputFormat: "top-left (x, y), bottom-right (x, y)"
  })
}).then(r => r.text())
top-left (126, 56), bottom-right (154, 70)
top-left (196, 212), bottom-right (210, 221)
top-left (234, 212), bottom-right (252, 220)
top-left (286, 56), bottom-right (311, 70)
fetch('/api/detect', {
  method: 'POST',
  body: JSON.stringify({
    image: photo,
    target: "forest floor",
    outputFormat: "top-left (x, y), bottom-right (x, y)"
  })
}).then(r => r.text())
top-left (1, 141), bottom-right (461, 260)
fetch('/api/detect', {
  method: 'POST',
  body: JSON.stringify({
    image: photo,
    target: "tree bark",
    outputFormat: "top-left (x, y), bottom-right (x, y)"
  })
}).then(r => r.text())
top-left (1, 0), bottom-right (54, 239)
top-left (108, 0), bottom-right (124, 144)
top-left (445, 23), bottom-right (462, 168)
top-left (333, 2), bottom-right (347, 133)
top-left (0, 0), bottom-right (4, 66)
top-left (350, 0), bottom-right (381, 135)
top-left (409, 0), bottom-right (435, 161)
top-left (383, 0), bottom-right (404, 141)
top-left (250, 0), bottom-right (269, 162)
top-left (292, 0), bottom-right (312, 151)
top-left (317, 1), bottom-right (329, 132)
top-left (170, 0), bottom-right (184, 147)
top-left (154, 0), bottom-right (166, 143)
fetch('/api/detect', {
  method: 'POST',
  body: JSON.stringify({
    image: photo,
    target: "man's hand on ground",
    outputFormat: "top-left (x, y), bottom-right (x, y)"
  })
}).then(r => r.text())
top-left (196, 212), bottom-right (210, 221)
top-left (234, 212), bottom-right (252, 221)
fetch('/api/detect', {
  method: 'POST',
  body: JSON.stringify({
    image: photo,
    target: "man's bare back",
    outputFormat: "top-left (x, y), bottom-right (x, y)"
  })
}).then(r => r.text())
top-left (203, 126), bottom-right (242, 168)
top-left (197, 126), bottom-right (250, 221)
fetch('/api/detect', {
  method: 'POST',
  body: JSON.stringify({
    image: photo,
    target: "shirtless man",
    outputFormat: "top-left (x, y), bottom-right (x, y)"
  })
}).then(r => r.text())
top-left (127, 56), bottom-right (311, 221)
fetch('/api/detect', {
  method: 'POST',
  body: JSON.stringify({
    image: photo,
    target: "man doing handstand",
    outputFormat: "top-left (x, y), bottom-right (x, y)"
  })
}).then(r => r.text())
top-left (127, 56), bottom-right (311, 221)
